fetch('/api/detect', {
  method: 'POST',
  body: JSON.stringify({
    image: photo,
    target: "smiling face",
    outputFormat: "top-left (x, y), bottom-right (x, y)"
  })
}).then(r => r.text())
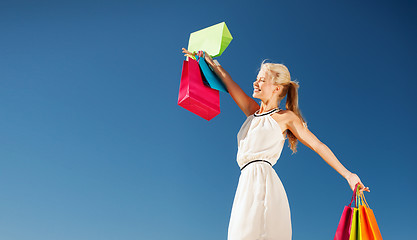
top-left (252, 67), bottom-right (279, 100)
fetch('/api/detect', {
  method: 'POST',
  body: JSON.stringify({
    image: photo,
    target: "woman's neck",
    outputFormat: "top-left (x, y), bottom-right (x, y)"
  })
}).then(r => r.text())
top-left (259, 102), bottom-right (280, 114)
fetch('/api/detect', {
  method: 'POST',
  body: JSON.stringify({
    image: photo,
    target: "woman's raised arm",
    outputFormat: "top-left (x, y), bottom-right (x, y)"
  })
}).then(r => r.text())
top-left (182, 48), bottom-right (259, 117)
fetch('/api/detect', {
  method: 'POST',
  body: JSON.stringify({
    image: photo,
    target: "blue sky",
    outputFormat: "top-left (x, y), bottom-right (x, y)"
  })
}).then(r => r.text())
top-left (1, 0), bottom-right (416, 239)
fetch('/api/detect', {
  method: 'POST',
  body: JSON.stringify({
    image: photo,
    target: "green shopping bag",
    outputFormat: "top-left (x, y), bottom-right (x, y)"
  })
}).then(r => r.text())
top-left (187, 22), bottom-right (233, 58)
top-left (349, 208), bottom-right (361, 240)
top-left (349, 186), bottom-right (362, 240)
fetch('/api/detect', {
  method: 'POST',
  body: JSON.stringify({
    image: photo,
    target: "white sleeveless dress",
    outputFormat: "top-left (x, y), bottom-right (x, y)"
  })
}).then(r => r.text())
top-left (228, 108), bottom-right (292, 240)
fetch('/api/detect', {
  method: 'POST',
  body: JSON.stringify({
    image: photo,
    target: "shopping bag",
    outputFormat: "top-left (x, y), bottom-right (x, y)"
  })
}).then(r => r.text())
top-left (349, 186), bottom-right (363, 240)
top-left (349, 207), bottom-right (361, 240)
top-left (177, 57), bottom-right (220, 121)
top-left (187, 22), bottom-right (233, 58)
top-left (359, 193), bottom-right (383, 240)
top-left (334, 187), bottom-right (357, 240)
top-left (196, 54), bottom-right (228, 93)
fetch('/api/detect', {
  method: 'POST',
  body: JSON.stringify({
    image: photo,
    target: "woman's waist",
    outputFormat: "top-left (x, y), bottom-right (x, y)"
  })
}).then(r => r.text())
top-left (239, 159), bottom-right (273, 171)
top-left (237, 156), bottom-right (278, 168)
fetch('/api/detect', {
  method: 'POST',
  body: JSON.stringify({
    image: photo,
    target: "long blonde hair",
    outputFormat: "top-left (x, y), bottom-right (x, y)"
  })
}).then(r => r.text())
top-left (261, 61), bottom-right (308, 154)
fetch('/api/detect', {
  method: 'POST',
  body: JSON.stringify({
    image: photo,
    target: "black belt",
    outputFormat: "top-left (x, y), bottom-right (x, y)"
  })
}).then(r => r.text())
top-left (240, 160), bottom-right (272, 171)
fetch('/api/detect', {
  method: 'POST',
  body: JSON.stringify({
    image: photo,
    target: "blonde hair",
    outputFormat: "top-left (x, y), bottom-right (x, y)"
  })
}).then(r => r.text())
top-left (261, 60), bottom-right (308, 154)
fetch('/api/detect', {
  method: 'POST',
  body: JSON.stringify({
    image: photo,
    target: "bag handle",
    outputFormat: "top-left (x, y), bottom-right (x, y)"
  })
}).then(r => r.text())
top-left (355, 185), bottom-right (371, 209)
top-left (348, 183), bottom-right (360, 208)
top-left (194, 50), bottom-right (206, 63)
top-left (359, 191), bottom-right (371, 209)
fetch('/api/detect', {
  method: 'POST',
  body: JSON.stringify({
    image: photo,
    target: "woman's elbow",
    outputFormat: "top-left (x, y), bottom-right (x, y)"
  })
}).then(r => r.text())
top-left (312, 142), bottom-right (326, 153)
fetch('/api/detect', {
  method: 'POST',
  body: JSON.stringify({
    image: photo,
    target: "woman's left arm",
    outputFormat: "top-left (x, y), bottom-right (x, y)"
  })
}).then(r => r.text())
top-left (286, 112), bottom-right (370, 193)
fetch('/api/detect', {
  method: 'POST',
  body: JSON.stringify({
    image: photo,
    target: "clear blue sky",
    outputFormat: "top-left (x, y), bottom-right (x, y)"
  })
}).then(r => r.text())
top-left (1, 0), bottom-right (416, 239)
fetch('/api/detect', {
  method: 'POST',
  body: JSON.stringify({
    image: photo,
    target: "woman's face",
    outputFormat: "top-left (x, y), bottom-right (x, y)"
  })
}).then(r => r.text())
top-left (253, 67), bottom-right (279, 100)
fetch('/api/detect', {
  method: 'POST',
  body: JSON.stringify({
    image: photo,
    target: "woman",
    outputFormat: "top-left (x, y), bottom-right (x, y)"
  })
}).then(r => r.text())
top-left (182, 48), bottom-right (370, 240)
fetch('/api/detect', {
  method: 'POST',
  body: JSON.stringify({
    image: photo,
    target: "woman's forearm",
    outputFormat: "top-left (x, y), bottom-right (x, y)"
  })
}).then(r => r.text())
top-left (205, 59), bottom-right (237, 89)
top-left (205, 58), bottom-right (259, 116)
top-left (315, 143), bottom-right (352, 179)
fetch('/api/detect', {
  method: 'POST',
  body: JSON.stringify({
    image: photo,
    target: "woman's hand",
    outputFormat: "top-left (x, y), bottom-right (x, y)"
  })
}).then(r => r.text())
top-left (346, 173), bottom-right (370, 193)
top-left (181, 48), bottom-right (217, 67)
top-left (182, 48), bottom-right (195, 58)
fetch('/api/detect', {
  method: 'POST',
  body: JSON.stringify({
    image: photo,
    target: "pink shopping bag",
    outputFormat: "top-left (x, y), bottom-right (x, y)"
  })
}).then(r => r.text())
top-left (335, 206), bottom-right (354, 240)
top-left (334, 184), bottom-right (359, 240)
top-left (178, 57), bottom-right (220, 121)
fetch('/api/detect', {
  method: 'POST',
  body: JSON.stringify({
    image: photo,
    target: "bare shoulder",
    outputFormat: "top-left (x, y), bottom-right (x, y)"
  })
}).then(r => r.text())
top-left (283, 110), bottom-right (303, 123)
top-left (271, 109), bottom-right (298, 132)
top-left (272, 109), bottom-right (298, 121)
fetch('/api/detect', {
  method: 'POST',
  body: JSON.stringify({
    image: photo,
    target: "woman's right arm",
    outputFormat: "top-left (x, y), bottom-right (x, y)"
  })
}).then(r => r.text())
top-left (182, 48), bottom-right (259, 117)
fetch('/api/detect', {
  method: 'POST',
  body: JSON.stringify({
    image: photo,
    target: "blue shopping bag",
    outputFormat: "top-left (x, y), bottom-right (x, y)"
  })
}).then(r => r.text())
top-left (196, 54), bottom-right (228, 93)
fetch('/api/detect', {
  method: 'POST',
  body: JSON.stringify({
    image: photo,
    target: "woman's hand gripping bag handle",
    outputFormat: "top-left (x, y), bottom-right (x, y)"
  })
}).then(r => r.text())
top-left (334, 183), bottom-right (360, 240)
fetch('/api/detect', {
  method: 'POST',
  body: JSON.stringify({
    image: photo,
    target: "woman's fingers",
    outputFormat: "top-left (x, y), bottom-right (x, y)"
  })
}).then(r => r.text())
top-left (181, 48), bottom-right (209, 58)
top-left (182, 48), bottom-right (197, 60)
top-left (182, 48), bottom-right (193, 55)
top-left (182, 48), bottom-right (201, 59)
top-left (358, 181), bottom-right (370, 193)
top-left (181, 48), bottom-right (213, 60)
